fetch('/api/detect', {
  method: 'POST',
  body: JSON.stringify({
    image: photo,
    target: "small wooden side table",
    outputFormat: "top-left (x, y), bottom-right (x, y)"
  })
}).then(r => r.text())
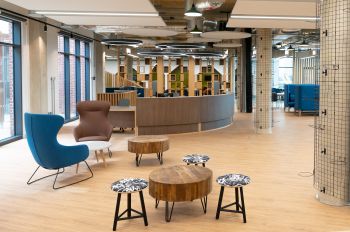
top-left (149, 165), bottom-right (213, 222)
top-left (128, 136), bottom-right (169, 167)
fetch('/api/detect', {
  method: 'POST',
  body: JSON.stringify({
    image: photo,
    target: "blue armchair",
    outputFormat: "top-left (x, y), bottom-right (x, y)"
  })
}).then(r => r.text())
top-left (25, 113), bottom-right (93, 189)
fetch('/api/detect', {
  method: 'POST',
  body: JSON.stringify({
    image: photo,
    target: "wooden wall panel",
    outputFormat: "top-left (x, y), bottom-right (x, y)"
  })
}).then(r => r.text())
top-left (97, 91), bottom-right (137, 106)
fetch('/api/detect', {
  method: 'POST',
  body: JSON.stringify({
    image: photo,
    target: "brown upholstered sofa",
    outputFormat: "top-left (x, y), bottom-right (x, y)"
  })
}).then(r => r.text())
top-left (74, 101), bottom-right (113, 142)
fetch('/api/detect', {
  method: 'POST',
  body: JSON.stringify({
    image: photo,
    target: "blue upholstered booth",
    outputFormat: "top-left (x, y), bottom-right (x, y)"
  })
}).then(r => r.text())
top-left (284, 84), bottom-right (298, 109)
top-left (294, 84), bottom-right (319, 112)
top-left (25, 113), bottom-right (93, 189)
top-left (284, 84), bottom-right (320, 114)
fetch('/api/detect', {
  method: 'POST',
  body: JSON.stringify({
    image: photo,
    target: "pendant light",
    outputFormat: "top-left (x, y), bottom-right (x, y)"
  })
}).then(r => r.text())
top-left (185, 2), bottom-right (202, 17)
top-left (299, 39), bottom-right (308, 47)
top-left (190, 25), bottom-right (202, 34)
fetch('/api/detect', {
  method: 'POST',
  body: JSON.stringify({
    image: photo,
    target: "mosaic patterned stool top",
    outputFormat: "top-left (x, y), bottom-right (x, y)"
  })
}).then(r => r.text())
top-left (216, 174), bottom-right (250, 187)
top-left (111, 178), bottom-right (148, 193)
top-left (182, 154), bottom-right (210, 164)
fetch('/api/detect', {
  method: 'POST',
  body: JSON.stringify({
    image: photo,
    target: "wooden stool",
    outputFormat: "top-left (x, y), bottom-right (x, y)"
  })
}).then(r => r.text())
top-left (111, 178), bottom-right (148, 231)
top-left (182, 154), bottom-right (210, 167)
top-left (215, 174), bottom-right (250, 223)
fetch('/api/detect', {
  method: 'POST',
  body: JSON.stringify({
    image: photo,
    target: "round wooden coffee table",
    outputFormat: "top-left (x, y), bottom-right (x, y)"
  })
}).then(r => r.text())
top-left (149, 165), bottom-right (212, 222)
top-left (128, 135), bottom-right (169, 167)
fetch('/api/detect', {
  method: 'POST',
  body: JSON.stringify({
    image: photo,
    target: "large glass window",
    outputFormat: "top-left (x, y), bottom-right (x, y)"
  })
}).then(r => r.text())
top-left (0, 18), bottom-right (22, 143)
top-left (58, 35), bottom-right (90, 121)
top-left (273, 57), bottom-right (293, 88)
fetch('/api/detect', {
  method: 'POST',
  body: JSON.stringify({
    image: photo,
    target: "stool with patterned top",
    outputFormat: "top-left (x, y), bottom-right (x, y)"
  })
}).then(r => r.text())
top-left (182, 154), bottom-right (210, 167)
top-left (215, 174), bottom-right (250, 223)
top-left (111, 178), bottom-right (148, 231)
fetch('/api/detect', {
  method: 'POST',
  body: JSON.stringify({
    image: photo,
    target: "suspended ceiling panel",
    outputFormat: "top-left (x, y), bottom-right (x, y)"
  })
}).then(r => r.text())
top-left (122, 28), bottom-right (179, 37)
top-left (46, 16), bottom-right (165, 26)
top-left (4, 0), bottom-right (166, 26)
top-left (228, 19), bottom-right (316, 29)
top-left (227, 0), bottom-right (317, 29)
top-left (4, 0), bottom-right (158, 12)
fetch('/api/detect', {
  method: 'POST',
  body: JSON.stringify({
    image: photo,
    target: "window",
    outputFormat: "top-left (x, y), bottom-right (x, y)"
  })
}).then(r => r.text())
top-left (0, 18), bottom-right (22, 144)
top-left (273, 57), bottom-right (293, 88)
top-left (57, 35), bottom-right (90, 121)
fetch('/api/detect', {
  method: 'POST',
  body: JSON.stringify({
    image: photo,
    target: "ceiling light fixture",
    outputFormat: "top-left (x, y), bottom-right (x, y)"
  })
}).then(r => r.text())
top-left (299, 39), bottom-right (309, 47)
top-left (190, 25), bottom-right (202, 34)
top-left (35, 11), bottom-right (159, 17)
top-left (230, 15), bottom-right (319, 21)
top-left (185, 3), bottom-right (202, 17)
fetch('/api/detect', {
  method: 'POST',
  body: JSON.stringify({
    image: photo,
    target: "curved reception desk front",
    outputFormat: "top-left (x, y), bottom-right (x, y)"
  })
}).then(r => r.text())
top-left (136, 93), bottom-right (234, 135)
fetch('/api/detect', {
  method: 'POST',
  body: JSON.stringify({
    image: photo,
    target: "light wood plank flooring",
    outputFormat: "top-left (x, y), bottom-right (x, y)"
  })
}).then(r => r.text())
top-left (0, 111), bottom-right (349, 232)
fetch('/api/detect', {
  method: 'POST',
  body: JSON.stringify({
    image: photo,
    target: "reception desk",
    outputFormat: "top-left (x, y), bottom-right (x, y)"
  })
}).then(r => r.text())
top-left (136, 93), bottom-right (234, 135)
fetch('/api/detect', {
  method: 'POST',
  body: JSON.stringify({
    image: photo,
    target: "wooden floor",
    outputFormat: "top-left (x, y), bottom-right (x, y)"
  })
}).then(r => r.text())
top-left (0, 111), bottom-right (350, 232)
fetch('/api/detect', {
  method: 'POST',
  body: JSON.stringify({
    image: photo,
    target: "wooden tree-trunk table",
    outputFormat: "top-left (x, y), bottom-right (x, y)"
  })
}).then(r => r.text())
top-left (128, 135), bottom-right (169, 167)
top-left (149, 165), bottom-right (213, 222)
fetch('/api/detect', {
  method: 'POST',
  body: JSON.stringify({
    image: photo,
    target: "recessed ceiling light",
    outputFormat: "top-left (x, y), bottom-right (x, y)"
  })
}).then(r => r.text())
top-left (230, 15), bottom-right (319, 21)
top-left (35, 11), bottom-right (159, 17)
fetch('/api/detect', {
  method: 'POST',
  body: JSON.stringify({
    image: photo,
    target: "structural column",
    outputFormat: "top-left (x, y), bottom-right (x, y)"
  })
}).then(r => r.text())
top-left (188, 56), bottom-right (195, 96)
top-left (156, 57), bottom-right (164, 94)
top-left (255, 29), bottom-right (272, 134)
top-left (236, 48), bottom-right (242, 111)
top-left (314, 0), bottom-right (350, 206)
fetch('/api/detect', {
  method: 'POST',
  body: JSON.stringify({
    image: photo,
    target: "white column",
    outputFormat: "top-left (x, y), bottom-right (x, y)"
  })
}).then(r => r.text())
top-left (314, 0), bottom-right (350, 206)
top-left (255, 29), bottom-right (272, 134)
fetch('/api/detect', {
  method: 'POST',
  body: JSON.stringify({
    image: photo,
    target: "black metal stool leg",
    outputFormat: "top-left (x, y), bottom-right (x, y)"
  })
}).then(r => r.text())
top-left (216, 186), bottom-right (225, 219)
top-left (113, 193), bottom-right (121, 231)
top-left (127, 193), bottom-right (132, 218)
top-left (240, 187), bottom-right (247, 223)
top-left (235, 187), bottom-right (239, 211)
top-left (139, 191), bottom-right (148, 226)
top-left (202, 163), bottom-right (206, 167)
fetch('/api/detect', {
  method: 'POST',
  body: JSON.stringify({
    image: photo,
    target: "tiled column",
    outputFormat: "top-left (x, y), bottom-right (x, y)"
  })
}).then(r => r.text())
top-left (314, 0), bottom-right (350, 206)
top-left (255, 29), bottom-right (272, 134)
top-left (236, 48), bottom-right (242, 111)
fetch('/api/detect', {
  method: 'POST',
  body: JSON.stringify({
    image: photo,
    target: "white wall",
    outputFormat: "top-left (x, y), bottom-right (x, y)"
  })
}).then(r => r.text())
top-left (46, 27), bottom-right (59, 114)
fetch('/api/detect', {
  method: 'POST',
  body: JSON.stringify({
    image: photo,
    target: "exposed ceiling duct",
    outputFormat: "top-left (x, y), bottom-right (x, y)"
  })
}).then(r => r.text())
top-left (195, 0), bottom-right (226, 11)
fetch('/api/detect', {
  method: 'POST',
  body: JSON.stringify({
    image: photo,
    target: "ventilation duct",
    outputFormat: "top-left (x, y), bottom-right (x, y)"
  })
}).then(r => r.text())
top-left (195, 0), bottom-right (225, 11)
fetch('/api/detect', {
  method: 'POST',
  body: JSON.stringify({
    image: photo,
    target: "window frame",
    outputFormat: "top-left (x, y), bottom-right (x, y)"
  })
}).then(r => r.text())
top-left (58, 35), bottom-right (91, 122)
top-left (0, 17), bottom-right (22, 146)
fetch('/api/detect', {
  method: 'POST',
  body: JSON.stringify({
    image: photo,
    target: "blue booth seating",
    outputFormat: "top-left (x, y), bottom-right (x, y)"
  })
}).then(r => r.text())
top-left (284, 84), bottom-right (298, 109)
top-left (295, 84), bottom-right (319, 112)
top-left (284, 84), bottom-right (319, 114)
top-left (106, 87), bottom-right (144, 97)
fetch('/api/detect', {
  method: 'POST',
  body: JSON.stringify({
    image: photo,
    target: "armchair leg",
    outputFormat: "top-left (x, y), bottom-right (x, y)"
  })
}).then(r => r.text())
top-left (53, 161), bottom-right (93, 190)
top-left (27, 166), bottom-right (64, 185)
top-left (27, 161), bottom-right (93, 190)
